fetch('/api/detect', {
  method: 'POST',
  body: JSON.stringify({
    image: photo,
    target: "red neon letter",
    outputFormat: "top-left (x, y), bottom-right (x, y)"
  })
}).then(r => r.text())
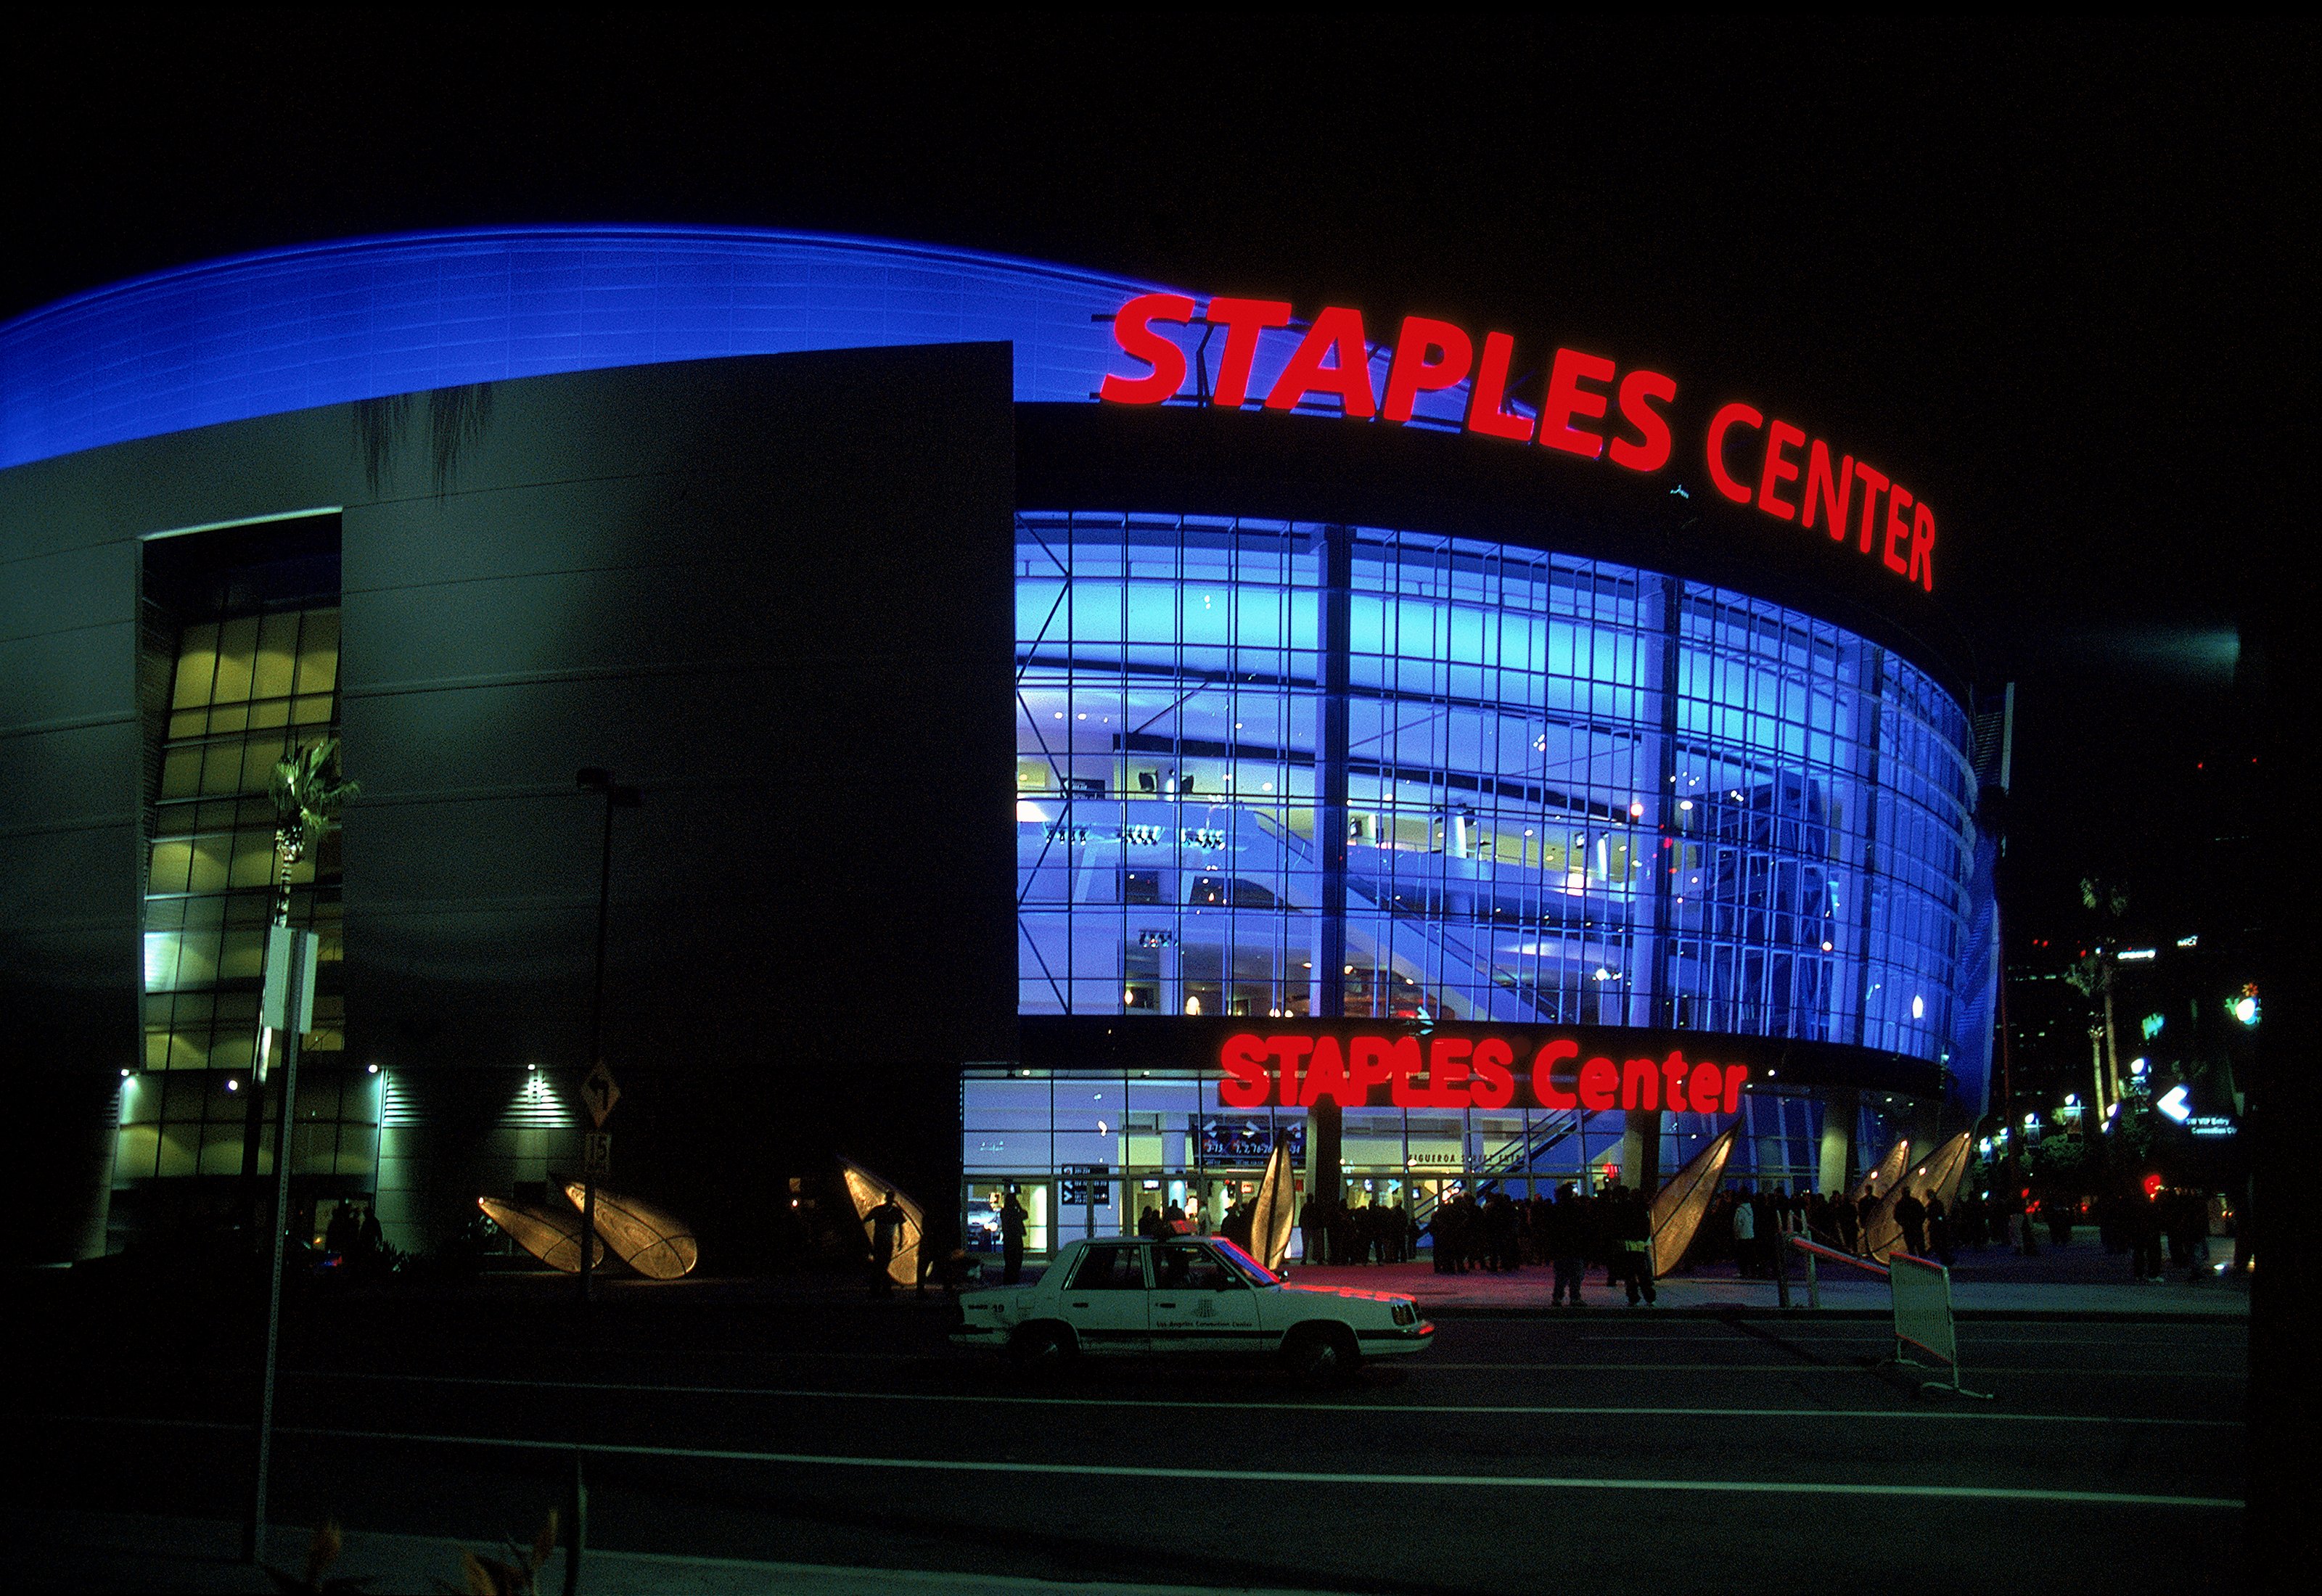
top-left (1538, 347), bottom-right (1616, 459)
top-left (1350, 1034), bottom-right (1398, 1103)
top-left (1263, 305), bottom-right (1377, 418)
top-left (1578, 1056), bottom-right (1618, 1112)
top-left (1686, 1060), bottom-right (1725, 1114)
top-left (1427, 1037), bottom-right (1473, 1108)
top-left (1722, 1065), bottom-right (1749, 1114)
top-left (1464, 331), bottom-right (1535, 441)
top-left (1851, 463), bottom-right (1890, 554)
top-left (1802, 440), bottom-right (1853, 540)
top-left (1705, 403), bottom-right (1763, 503)
top-left (1757, 419), bottom-right (1807, 521)
top-left (1911, 502), bottom-right (1937, 593)
top-left (1384, 1037), bottom-right (1428, 1108)
top-left (1470, 1038), bottom-right (1516, 1108)
top-left (1609, 369), bottom-right (1677, 472)
top-left (1301, 1036), bottom-right (1356, 1108)
top-left (1219, 1034), bottom-right (1271, 1108)
top-left (1268, 1035), bottom-right (1314, 1104)
top-left (1533, 1039), bottom-right (1580, 1110)
top-left (1621, 1056), bottom-right (1661, 1111)
top-left (1098, 293), bottom-right (1194, 406)
top-left (1661, 1050), bottom-right (1691, 1111)
top-left (1381, 316), bottom-right (1474, 424)
top-left (1883, 484), bottom-right (1915, 575)
top-left (1205, 297), bottom-right (1293, 408)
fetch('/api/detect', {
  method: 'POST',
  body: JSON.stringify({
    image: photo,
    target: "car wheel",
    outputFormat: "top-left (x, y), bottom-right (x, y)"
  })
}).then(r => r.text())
top-left (1007, 1323), bottom-right (1075, 1372)
top-left (1284, 1324), bottom-right (1360, 1389)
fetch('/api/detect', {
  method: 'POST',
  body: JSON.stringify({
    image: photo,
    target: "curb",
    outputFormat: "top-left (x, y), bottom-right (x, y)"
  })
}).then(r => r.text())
top-left (1421, 1304), bottom-right (2247, 1324)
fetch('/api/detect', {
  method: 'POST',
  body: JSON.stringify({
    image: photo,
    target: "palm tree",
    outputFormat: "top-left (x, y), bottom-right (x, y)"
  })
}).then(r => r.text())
top-left (268, 736), bottom-right (360, 928)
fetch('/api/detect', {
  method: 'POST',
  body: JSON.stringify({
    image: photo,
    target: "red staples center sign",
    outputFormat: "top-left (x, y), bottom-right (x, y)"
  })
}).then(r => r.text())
top-left (1217, 1032), bottom-right (1749, 1116)
top-left (1100, 294), bottom-right (1936, 596)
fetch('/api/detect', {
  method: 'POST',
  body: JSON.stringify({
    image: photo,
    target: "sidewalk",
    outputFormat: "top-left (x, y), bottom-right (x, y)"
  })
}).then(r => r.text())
top-left (1281, 1236), bottom-right (2249, 1320)
top-left (12, 1510), bottom-right (1357, 1596)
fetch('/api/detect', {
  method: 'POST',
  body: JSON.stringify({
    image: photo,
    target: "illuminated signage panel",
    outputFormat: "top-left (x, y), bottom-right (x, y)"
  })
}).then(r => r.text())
top-left (1214, 1030), bottom-right (1749, 1115)
top-left (1102, 295), bottom-right (1937, 594)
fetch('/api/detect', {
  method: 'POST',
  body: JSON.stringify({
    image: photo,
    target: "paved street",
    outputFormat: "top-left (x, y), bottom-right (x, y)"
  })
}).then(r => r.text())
top-left (14, 1275), bottom-right (2245, 1595)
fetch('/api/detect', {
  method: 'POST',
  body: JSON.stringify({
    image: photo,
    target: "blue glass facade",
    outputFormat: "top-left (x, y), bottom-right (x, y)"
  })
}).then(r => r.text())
top-left (1016, 514), bottom-right (1975, 1065)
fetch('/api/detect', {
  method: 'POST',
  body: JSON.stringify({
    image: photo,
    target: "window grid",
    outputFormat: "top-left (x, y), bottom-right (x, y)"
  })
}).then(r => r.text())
top-left (1017, 513), bottom-right (1975, 1065)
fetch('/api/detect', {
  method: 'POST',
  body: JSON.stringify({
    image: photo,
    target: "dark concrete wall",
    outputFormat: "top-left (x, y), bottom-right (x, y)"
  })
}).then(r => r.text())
top-left (1, 345), bottom-right (1018, 1263)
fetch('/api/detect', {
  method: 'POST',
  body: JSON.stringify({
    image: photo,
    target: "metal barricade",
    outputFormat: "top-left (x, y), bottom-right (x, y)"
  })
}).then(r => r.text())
top-left (1784, 1235), bottom-right (1992, 1399)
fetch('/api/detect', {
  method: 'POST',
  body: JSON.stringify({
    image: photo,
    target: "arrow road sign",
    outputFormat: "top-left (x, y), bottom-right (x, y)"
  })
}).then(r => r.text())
top-left (583, 1061), bottom-right (620, 1127)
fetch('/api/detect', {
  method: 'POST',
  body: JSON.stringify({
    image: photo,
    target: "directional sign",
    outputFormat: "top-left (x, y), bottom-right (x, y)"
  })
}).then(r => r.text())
top-left (582, 1061), bottom-right (620, 1127)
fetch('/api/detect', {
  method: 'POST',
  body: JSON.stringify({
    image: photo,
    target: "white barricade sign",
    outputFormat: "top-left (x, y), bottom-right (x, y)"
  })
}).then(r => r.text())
top-left (1884, 1251), bottom-right (1992, 1399)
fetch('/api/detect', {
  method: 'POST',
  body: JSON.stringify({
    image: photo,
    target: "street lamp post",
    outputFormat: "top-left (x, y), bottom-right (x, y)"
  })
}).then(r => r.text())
top-left (575, 768), bottom-right (640, 1308)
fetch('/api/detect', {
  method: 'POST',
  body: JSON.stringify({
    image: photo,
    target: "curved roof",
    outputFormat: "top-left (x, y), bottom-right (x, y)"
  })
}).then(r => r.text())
top-left (0, 226), bottom-right (1170, 471)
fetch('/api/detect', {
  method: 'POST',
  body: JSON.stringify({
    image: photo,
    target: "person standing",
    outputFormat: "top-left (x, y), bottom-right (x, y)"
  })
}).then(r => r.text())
top-left (1895, 1187), bottom-right (1928, 1258)
top-left (999, 1190), bottom-right (1027, 1285)
top-left (1548, 1183), bottom-right (1588, 1307)
top-left (1616, 1188), bottom-right (1657, 1307)
top-left (866, 1189), bottom-right (906, 1296)
top-left (1855, 1187), bottom-right (1880, 1255)
top-left (1731, 1186), bottom-right (1757, 1278)
top-left (1925, 1193), bottom-right (1953, 1265)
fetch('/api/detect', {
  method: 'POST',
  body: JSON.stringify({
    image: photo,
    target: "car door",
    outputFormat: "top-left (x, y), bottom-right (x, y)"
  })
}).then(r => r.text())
top-left (1059, 1241), bottom-right (1151, 1352)
top-left (1148, 1239), bottom-right (1261, 1351)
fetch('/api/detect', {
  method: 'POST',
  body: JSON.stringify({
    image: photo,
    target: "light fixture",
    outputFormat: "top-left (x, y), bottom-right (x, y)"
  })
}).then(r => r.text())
top-left (226, 1078), bottom-right (239, 1092)
top-left (1911, 995), bottom-right (1925, 1020)
top-left (120, 1068), bottom-right (132, 1078)
top-left (367, 1063), bottom-right (380, 1074)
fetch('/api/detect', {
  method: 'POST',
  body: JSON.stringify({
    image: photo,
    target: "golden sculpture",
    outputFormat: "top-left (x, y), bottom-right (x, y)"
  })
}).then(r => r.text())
top-left (1247, 1140), bottom-right (1295, 1272)
top-left (1852, 1136), bottom-right (1912, 1205)
top-left (1649, 1124), bottom-right (1739, 1278)
top-left (477, 1196), bottom-right (604, 1272)
top-left (1860, 1133), bottom-right (1971, 1261)
top-left (559, 1182), bottom-right (700, 1279)
top-left (839, 1156), bottom-right (923, 1287)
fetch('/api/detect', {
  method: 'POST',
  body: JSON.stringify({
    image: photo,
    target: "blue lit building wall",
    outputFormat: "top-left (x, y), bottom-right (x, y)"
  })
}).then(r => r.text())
top-left (1016, 514), bottom-right (1976, 1066)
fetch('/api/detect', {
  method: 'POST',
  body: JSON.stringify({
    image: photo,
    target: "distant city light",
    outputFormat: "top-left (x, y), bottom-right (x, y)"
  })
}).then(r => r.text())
top-left (2130, 1058), bottom-right (2148, 1076)
top-left (2231, 993), bottom-right (2260, 1026)
top-left (2117, 947), bottom-right (2156, 961)
top-left (2175, 934), bottom-right (2199, 948)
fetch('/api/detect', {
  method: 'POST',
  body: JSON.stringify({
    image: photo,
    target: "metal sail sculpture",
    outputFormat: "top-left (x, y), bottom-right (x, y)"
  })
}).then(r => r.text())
top-left (1247, 1138), bottom-right (1296, 1273)
top-left (1649, 1124), bottom-right (1739, 1278)
top-left (1851, 1136), bottom-right (1913, 1204)
top-left (1862, 1132), bottom-right (1972, 1262)
top-left (478, 1196), bottom-right (604, 1273)
top-left (561, 1182), bottom-right (699, 1279)
top-left (838, 1155), bottom-right (924, 1288)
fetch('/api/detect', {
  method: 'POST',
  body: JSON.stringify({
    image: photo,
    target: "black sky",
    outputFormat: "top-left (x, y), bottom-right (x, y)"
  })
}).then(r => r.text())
top-left (9, 15), bottom-right (2310, 943)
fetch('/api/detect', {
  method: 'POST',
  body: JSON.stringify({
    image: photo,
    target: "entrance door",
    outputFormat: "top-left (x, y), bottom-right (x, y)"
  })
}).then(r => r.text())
top-left (1147, 1238), bottom-right (1261, 1351)
top-left (1059, 1241), bottom-right (1150, 1352)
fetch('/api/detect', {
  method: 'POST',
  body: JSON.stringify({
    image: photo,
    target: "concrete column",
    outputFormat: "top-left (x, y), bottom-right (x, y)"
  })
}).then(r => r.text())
top-left (1620, 1108), bottom-right (1661, 1194)
top-left (1819, 1087), bottom-right (1858, 1196)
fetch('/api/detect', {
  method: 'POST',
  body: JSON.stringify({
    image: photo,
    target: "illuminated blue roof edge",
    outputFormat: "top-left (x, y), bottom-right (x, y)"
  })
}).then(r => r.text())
top-left (0, 225), bottom-right (1176, 471)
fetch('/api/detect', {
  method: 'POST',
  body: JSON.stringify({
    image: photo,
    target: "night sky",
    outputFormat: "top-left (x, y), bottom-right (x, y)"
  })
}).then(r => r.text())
top-left (9, 16), bottom-right (2308, 947)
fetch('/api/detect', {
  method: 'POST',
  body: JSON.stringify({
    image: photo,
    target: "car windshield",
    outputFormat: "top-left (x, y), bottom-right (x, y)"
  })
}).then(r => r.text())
top-left (1205, 1236), bottom-right (1280, 1286)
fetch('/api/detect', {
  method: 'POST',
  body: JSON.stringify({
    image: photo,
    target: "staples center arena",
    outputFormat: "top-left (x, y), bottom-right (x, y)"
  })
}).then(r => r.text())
top-left (0, 229), bottom-right (2003, 1265)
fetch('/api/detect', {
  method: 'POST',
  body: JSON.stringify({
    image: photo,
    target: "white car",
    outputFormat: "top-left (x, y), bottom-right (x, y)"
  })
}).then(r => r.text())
top-left (950, 1234), bottom-right (1434, 1383)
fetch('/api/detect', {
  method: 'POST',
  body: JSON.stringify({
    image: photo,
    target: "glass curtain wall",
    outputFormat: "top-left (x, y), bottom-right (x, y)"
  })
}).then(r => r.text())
top-left (1016, 513), bottom-right (1974, 1063)
top-left (115, 580), bottom-right (373, 1215)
